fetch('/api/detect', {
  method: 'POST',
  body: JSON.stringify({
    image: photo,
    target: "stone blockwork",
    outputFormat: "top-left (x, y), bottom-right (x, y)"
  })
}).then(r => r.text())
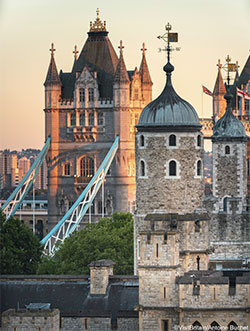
top-left (212, 141), bottom-right (248, 212)
top-left (135, 132), bottom-right (204, 215)
top-left (1, 308), bottom-right (60, 331)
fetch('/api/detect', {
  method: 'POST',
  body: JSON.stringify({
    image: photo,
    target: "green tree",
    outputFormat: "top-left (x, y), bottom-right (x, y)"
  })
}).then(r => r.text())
top-left (37, 212), bottom-right (134, 275)
top-left (0, 211), bottom-right (43, 274)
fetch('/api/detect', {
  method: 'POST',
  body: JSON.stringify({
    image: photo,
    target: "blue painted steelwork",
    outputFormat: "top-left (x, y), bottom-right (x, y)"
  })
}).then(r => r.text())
top-left (41, 136), bottom-right (119, 254)
top-left (1, 137), bottom-right (51, 220)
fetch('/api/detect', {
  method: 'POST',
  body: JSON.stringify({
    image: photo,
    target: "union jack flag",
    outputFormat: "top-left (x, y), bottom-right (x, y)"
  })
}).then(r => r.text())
top-left (202, 85), bottom-right (213, 96)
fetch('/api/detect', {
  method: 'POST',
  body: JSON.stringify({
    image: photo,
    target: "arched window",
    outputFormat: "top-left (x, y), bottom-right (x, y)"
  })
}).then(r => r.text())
top-left (64, 163), bottom-right (70, 176)
top-left (140, 160), bottom-right (145, 177)
top-left (197, 160), bottom-right (202, 176)
top-left (88, 88), bottom-right (94, 102)
top-left (227, 322), bottom-right (238, 331)
top-left (70, 112), bottom-right (76, 126)
top-left (210, 321), bottom-right (220, 331)
top-left (79, 88), bottom-right (85, 102)
top-left (97, 112), bottom-right (104, 126)
top-left (192, 321), bottom-right (203, 331)
top-left (134, 88), bottom-right (139, 100)
top-left (197, 135), bottom-right (201, 147)
top-left (169, 160), bottom-right (177, 176)
top-left (80, 157), bottom-right (94, 177)
top-left (225, 145), bottom-right (230, 155)
top-left (140, 135), bottom-right (145, 147)
top-left (169, 134), bottom-right (176, 147)
top-left (194, 220), bottom-right (201, 232)
top-left (80, 112), bottom-right (85, 126)
top-left (223, 197), bottom-right (228, 212)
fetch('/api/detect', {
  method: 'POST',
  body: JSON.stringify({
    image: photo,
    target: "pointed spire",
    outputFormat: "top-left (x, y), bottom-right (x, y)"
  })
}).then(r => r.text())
top-left (44, 43), bottom-right (61, 86)
top-left (139, 42), bottom-right (153, 85)
top-left (114, 40), bottom-right (129, 83)
top-left (213, 59), bottom-right (226, 95)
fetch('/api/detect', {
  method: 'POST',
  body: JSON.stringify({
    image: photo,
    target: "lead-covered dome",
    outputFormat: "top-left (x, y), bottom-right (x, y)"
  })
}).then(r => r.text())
top-left (212, 91), bottom-right (248, 140)
top-left (137, 62), bottom-right (201, 129)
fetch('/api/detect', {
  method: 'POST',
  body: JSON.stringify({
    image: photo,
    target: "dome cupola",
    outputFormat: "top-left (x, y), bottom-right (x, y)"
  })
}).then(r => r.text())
top-left (212, 90), bottom-right (248, 141)
top-left (137, 46), bottom-right (200, 130)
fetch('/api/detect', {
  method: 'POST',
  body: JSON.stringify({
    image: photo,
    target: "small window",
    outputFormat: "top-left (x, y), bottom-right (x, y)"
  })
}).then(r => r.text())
top-left (194, 220), bottom-right (201, 232)
top-left (140, 135), bottom-right (145, 147)
top-left (140, 160), bottom-right (145, 177)
top-left (88, 88), bottom-right (94, 102)
top-left (71, 112), bottom-right (76, 126)
top-left (169, 134), bottom-right (176, 147)
top-left (156, 243), bottom-right (159, 257)
top-left (97, 112), bottom-right (104, 126)
top-left (197, 160), bottom-right (202, 176)
top-left (64, 163), bottom-right (70, 176)
top-left (225, 145), bottom-right (230, 155)
top-left (197, 135), bottom-right (201, 147)
top-left (193, 280), bottom-right (200, 295)
top-left (163, 287), bottom-right (166, 299)
top-left (79, 88), bottom-right (85, 102)
top-left (169, 160), bottom-right (177, 176)
top-left (80, 112), bottom-right (85, 126)
top-left (89, 113), bottom-right (94, 126)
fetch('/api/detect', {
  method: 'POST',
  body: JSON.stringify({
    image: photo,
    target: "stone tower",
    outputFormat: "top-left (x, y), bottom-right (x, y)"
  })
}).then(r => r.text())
top-left (44, 10), bottom-right (152, 229)
top-left (211, 89), bottom-right (249, 214)
top-left (134, 28), bottom-right (210, 329)
top-left (213, 59), bottom-right (227, 122)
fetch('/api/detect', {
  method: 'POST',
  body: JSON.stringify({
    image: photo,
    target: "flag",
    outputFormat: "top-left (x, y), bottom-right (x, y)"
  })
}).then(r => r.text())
top-left (237, 87), bottom-right (250, 100)
top-left (202, 85), bottom-right (213, 96)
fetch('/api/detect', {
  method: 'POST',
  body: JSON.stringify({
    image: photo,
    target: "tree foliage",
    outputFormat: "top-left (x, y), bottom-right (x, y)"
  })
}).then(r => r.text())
top-left (0, 211), bottom-right (43, 274)
top-left (37, 212), bottom-right (134, 275)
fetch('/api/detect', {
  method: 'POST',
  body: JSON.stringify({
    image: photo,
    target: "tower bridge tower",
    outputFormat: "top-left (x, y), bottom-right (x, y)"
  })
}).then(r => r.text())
top-left (44, 9), bottom-right (152, 229)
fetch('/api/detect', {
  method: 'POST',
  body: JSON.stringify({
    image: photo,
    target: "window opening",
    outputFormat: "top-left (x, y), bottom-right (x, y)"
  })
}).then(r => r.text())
top-left (197, 160), bottom-right (202, 176)
top-left (80, 112), bottom-right (85, 126)
top-left (88, 88), bottom-right (94, 101)
top-left (169, 160), bottom-right (177, 176)
top-left (169, 134), bottom-right (176, 146)
top-left (197, 135), bottom-right (201, 147)
top-left (89, 113), bottom-right (94, 126)
top-left (79, 88), bottom-right (85, 102)
top-left (225, 145), bottom-right (230, 155)
top-left (97, 112), bottom-right (104, 126)
top-left (140, 135), bottom-right (145, 147)
top-left (70, 112), bottom-right (76, 126)
top-left (140, 160), bottom-right (145, 177)
top-left (80, 157), bottom-right (94, 177)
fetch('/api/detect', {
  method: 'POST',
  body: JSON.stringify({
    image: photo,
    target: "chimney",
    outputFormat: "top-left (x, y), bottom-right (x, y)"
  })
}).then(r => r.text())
top-left (89, 259), bottom-right (115, 294)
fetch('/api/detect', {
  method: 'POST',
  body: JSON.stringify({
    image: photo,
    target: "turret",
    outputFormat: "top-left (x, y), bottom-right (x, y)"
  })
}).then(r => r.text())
top-left (139, 43), bottom-right (153, 104)
top-left (213, 59), bottom-right (226, 121)
top-left (212, 88), bottom-right (249, 213)
top-left (113, 40), bottom-right (130, 107)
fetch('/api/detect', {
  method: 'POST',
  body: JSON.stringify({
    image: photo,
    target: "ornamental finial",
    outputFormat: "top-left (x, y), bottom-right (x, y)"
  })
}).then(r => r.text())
top-left (157, 22), bottom-right (179, 63)
top-left (50, 43), bottom-right (56, 56)
top-left (73, 45), bottom-right (78, 60)
top-left (118, 40), bottom-right (124, 55)
top-left (141, 42), bottom-right (147, 56)
top-left (89, 8), bottom-right (106, 32)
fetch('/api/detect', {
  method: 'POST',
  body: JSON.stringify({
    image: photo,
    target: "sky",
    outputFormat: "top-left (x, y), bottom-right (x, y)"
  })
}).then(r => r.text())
top-left (0, 0), bottom-right (249, 150)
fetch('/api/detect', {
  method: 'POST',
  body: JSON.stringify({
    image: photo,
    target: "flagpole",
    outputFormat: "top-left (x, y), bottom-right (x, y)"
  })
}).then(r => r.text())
top-left (201, 86), bottom-right (203, 119)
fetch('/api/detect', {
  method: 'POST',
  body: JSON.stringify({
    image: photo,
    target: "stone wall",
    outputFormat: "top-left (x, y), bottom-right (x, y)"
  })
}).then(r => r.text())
top-left (61, 317), bottom-right (139, 331)
top-left (1, 309), bottom-right (60, 331)
top-left (135, 132), bottom-right (204, 215)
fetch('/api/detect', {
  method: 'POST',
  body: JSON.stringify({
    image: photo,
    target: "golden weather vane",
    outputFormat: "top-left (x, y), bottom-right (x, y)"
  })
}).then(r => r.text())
top-left (220, 55), bottom-right (237, 86)
top-left (157, 23), bottom-right (180, 62)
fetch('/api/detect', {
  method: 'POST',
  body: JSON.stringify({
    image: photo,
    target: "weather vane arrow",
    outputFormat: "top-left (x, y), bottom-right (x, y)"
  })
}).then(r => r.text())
top-left (157, 23), bottom-right (180, 62)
